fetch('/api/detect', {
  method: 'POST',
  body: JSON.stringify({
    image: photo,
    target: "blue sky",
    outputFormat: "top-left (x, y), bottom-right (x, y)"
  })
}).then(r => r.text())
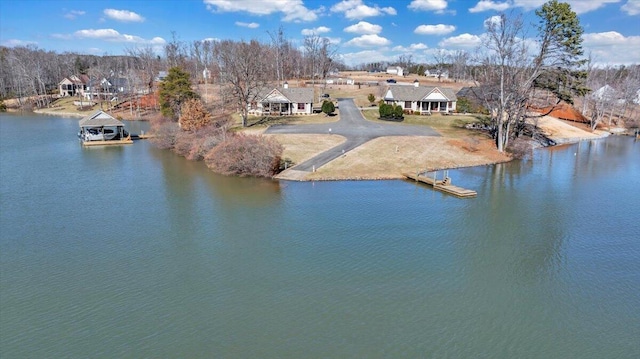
top-left (1, 0), bottom-right (638, 66)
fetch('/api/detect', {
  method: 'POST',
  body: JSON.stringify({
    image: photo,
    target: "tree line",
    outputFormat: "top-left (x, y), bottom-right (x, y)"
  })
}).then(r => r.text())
top-left (2, 1), bottom-right (638, 157)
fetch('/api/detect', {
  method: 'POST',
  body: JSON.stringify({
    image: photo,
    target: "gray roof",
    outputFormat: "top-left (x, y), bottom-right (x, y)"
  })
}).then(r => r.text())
top-left (79, 110), bottom-right (124, 128)
top-left (258, 86), bottom-right (314, 104)
top-left (385, 85), bottom-right (457, 102)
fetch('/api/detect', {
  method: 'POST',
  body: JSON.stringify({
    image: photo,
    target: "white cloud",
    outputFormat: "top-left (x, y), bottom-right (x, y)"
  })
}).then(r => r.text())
top-left (439, 33), bottom-right (483, 49)
top-left (343, 21), bottom-right (382, 34)
top-left (331, 0), bottom-right (396, 20)
top-left (408, 0), bottom-right (448, 12)
top-left (202, 37), bottom-right (220, 42)
top-left (392, 43), bottom-right (429, 52)
top-left (583, 31), bottom-right (640, 65)
top-left (414, 24), bottom-right (456, 35)
top-left (64, 10), bottom-right (86, 20)
top-left (345, 34), bottom-right (391, 47)
top-left (103, 9), bottom-right (145, 22)
top-left (339, 49), bottom-right (392, 66)
top-left (204, 0), bottom-right (320, 22)
top-left (483, 15), bottom-right (503, 28)
top-left (621, 0), bottom-right (640, 15)
top-left (324, 37), bottom-right (343, 45)
top-left (301, 26), bottom-right (331, 35)
top-left (469, 1), bottom-right (511, 13)
top-left (1, 39), bottom-right (38, 47)
top-left (235, 21), bottom-right (259, 28)
top-left (68, 28), bottom-right (166, 45)
top-left (511, 0), bottom-right (622, 14)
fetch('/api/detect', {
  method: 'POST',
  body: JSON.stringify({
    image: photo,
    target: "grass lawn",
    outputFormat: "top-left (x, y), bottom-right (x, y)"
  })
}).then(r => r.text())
top-left (361, 109), bottom-right (489, 138)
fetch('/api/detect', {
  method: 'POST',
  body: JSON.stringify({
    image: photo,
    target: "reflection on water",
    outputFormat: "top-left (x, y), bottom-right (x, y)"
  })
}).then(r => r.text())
top-left (1, 114), bottom-right (639, 358)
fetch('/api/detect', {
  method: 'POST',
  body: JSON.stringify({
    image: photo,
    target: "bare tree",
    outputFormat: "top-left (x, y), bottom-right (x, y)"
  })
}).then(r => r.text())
top-left (432, 49), bottom-right (449, 82)
top-left (268, 26), bottom-right (288, 86)
top-left (474, 1), bottom-right (588, 152)
top-left (450, 50), bottom-right (469, 82)
top-left (213, 40), bottom-right (269, 127)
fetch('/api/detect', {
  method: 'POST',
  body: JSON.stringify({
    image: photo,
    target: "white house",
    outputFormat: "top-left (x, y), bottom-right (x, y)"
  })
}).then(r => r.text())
top-left (59, 75), bottom-right (90, 97)
top-left (325, 77), bottom-right (354, 85)
top-left (384, 80), bottom-right (457, 114)
top-left (250, 83), bottom-right (315, 116)
top-left (425, 69), bottom-right (449, 80)
top-left (386, 66), bottom-right (404, 77)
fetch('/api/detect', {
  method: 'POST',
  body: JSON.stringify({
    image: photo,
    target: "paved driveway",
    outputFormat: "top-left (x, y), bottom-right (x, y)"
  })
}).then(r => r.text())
top-left (265, 98), bottom-right (439, 172)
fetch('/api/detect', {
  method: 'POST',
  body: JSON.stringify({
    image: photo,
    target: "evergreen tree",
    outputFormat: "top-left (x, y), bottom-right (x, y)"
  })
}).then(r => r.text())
top-left (158, 67), bottom-right (198, 120)
top-left (321, 100), bottom-right (335, 116)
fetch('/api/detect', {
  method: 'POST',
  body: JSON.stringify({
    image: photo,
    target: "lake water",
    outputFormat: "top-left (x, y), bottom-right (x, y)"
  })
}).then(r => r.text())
top-left (1, 113), bottom-right (639, 358)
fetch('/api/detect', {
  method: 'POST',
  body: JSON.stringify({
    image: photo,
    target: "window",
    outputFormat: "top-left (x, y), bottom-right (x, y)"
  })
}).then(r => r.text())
top-left (298, 103), bottom-right (305, 110)
top-left (404, 101), bottom-right (411, 109)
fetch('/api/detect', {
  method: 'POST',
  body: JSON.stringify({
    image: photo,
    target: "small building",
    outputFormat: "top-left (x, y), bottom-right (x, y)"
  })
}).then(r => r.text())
top-left (386, 66), bottom-right (404, 77)
top-left (384, 80), bottom-right (457, 114)
top-left (325, 78), bottom-right (354, 85)
top-left (425, 69), bottom-right (449, 80)
top-left (59, 74), bottom-right (90, 97)
top-left (249, 83), bottom-right (315, 116)
top-left (78, 110), bottom-right (132, 145)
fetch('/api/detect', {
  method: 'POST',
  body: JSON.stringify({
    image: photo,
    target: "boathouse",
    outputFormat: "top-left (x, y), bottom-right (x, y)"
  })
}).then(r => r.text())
top-left (78, 110), bottom-right (132, 146)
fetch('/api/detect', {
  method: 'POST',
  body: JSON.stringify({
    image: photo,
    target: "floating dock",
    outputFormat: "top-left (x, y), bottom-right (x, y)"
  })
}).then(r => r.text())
top-left (403, 172), bottom-right (477, 198)
top-left (82, 137), bottom-right (133, 146)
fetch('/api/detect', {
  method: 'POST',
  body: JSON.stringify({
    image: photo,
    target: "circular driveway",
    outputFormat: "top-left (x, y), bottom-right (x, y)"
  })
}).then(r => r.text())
top-left (265, 98), bottom-right (439, 171)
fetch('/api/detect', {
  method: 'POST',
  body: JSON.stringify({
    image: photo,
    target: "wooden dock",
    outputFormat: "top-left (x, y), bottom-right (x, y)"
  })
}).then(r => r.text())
top-left (82, 138), bottom-right (133, 146)
top-left (403, 172), bottom-right (477, 198)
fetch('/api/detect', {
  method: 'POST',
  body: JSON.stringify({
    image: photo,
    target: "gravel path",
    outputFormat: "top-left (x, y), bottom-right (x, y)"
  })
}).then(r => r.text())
top-left (265, 98), bottom-right (439, 171)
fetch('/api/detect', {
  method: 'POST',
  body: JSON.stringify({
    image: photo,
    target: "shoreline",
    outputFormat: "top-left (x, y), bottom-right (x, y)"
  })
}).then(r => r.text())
top-left (275, 131), bottom-right (615, 182)
top-left (2, 109), bottom-right (622, 183)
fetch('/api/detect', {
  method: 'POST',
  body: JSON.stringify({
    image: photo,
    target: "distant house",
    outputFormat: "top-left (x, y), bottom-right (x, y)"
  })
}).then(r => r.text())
top-left (325, 77), bottom-right (354, 85)
top-left (249, 83), bottom-right (315, 116)
top-left (424, 69), bottom-right (449, 80)
top-left (59, 75), bottom-right (90, 97)
top-left (386, 66), bottom-right (404, 77)
top-left (85, 77), bottom-right (130, 100)
top-left (384, 80), bottom-right (457, 114)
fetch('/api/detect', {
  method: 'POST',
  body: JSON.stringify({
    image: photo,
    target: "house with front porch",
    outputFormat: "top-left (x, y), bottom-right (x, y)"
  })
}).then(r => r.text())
top-left (384, 80), bottom-right (457, 114)
top-left (250, 83), bottom-right (315, 116)
top-left (59, 75), bottom-right (90, 97)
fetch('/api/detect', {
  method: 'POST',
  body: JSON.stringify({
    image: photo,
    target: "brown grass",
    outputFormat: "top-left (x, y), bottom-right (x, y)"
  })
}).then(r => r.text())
top-left (303, 136), bottom-right (511, 180)
top-left (361, 109), bottom-right (487, 138)
top-left (266, 134), bottom-right (346, 164)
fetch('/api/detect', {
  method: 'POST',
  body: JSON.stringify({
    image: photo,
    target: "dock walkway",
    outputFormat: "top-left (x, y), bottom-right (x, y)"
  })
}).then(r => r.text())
top-left (403, 172), bottom-right (477, 198)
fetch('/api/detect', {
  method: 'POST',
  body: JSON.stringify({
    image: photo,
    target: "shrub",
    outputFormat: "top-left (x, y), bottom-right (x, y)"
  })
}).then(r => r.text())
top-left (173, 131), bottom-right (197, 157)
top-left (379, 103), bottom-right (393, 118)
top-left (205, 134), bottom-right (283, 177)
top-left (393, 105), bottom-right (404, 118)
top-left (179, 98), bottom-right (212, 131)
top-left (0, 100), bottom-right (6, 112)
top-left (150, 120), bottom-right (180, 149)
top-left (367, 93), bottom-right (375, 104)
top-left (185, 125), bottom-right (227, 161)
top-left (321, 100), bottom-right (335, 115)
